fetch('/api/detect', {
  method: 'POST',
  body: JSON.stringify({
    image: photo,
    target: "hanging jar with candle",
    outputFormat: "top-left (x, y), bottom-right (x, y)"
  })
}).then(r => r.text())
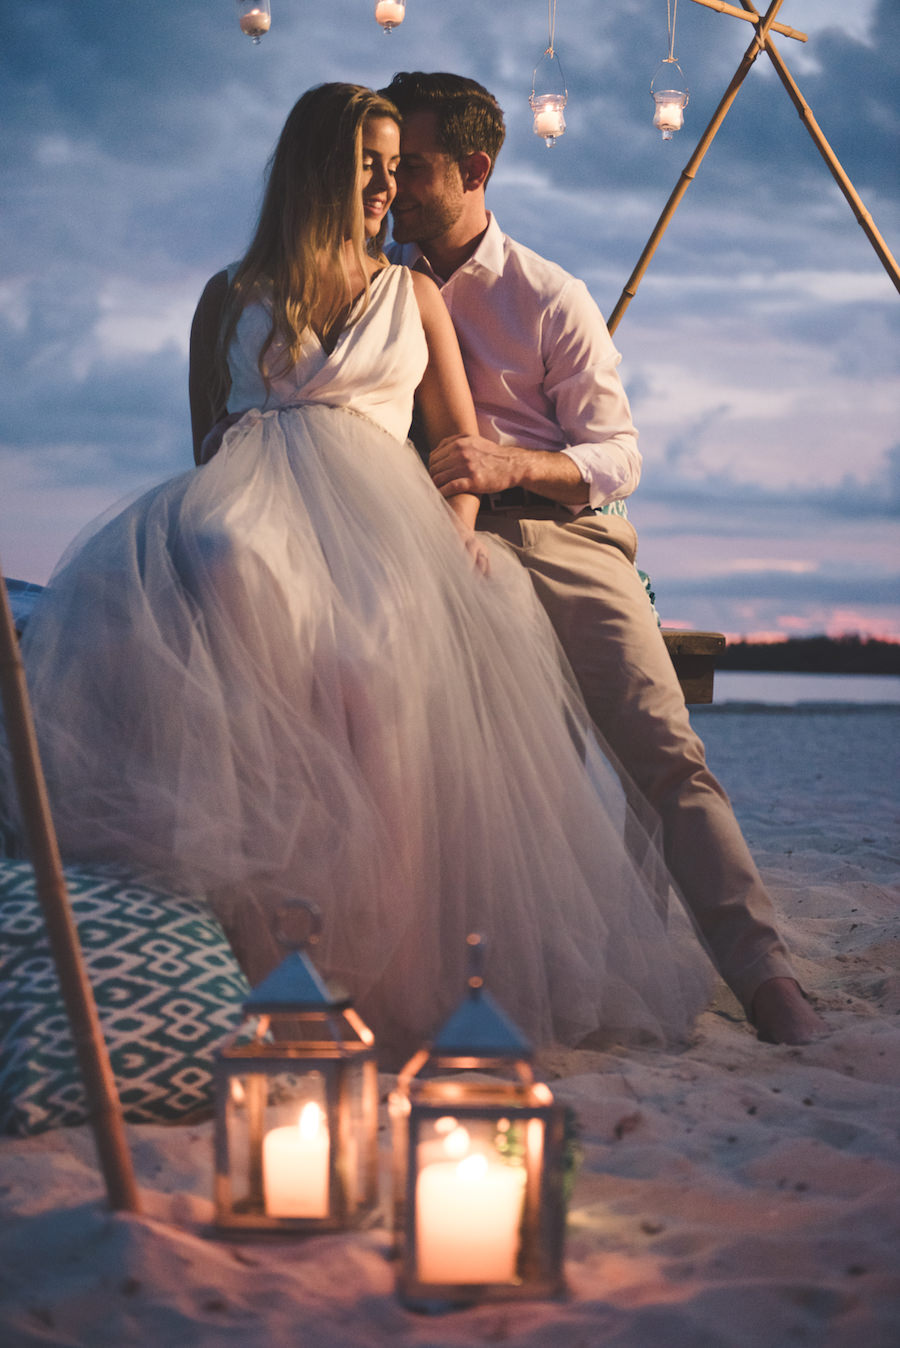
top-left (374, 0), bottom-right (406, 33)
top-left (530, 1), bottom-right (568, 147)
top-left (213, 901), bottom-right (379, 1233)
top-left (389, 935), bottom-right (568, 1309)
top-left (650, 0), bottom-right (688, 139)
top-left (650, 60), bottom-right (689, 139)
top-left (236, 0), bottom-right (271, 44)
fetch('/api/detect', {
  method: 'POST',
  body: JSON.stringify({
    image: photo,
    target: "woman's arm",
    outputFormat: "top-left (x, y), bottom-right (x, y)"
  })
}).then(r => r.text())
top-left (409, 270), bottom-right (481, 531)
top-left (189, 270), bottom-right (230, 465)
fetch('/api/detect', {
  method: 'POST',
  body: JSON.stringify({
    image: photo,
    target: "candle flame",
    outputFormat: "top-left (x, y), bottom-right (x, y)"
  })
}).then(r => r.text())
top-left (442, 1125), bottom-right (471, 1159)
top-left (298, 1101), bottom-right (324, 1138)
top-left (456, 1153), bottom-right (488, 1181)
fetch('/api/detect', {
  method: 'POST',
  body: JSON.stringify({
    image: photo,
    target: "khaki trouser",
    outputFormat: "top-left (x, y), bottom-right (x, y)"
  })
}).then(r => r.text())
top-left (478, 507), bottom-right (795, 1012)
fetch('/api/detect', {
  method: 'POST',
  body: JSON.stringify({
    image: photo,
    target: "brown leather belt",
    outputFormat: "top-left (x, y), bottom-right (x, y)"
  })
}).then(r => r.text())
top-left (479, 488), bottom-right (590, 521)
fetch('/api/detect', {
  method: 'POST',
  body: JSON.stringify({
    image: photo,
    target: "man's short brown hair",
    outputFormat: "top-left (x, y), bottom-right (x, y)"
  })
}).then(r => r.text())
top-left (380, 72), bottom-right (506, 180)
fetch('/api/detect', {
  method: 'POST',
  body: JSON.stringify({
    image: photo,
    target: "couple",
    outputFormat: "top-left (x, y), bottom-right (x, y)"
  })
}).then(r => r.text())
top-left (11, 75), bottom-right (822, 1057)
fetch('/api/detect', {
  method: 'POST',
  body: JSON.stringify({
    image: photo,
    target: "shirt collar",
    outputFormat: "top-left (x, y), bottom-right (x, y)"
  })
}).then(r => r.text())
top-left (397, 212), bottom-right (505, 285)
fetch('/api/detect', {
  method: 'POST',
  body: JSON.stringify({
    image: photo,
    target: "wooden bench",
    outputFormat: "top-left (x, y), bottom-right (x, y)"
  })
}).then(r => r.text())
top-left (662, 629), bottom-right (726, 705)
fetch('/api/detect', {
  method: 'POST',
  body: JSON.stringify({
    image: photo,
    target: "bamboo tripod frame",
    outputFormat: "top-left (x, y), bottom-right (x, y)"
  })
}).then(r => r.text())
top-left (0, 564), bottom-right (139, 1212)
top-left (607, 0), bottom-right (900, 335)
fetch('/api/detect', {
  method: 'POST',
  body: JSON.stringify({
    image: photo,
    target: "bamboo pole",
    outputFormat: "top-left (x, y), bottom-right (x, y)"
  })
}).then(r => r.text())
top-left (0, 566), bottom-right (140, 1212)
top-left (690, 0), bottom-right (806, 43)
top-left (607, 0), bottom-right (787, 334)
top-left (738, 0), bottom-right (900, 294)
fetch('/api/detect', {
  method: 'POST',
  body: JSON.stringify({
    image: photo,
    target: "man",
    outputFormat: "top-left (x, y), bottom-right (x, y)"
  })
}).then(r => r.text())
top-left (382, 71), bottom-right (824, 1045)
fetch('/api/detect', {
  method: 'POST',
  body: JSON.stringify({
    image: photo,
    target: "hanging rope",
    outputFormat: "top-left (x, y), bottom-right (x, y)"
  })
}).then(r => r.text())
top-left (666, 0), bottom-right (679, 62)
top-left (545, 0), bottom-right (559, 56)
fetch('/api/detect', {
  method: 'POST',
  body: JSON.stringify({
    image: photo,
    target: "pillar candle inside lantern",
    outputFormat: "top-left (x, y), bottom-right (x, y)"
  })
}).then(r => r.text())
top-left (262, 1101), bottom-right (330, 1217)
top-left (415, 1133), bottom-right (526, 1284)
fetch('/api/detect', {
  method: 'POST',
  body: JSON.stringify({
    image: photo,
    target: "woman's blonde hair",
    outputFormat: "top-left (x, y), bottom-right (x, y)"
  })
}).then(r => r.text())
top-left (219, 82), bottom-right (400, 394)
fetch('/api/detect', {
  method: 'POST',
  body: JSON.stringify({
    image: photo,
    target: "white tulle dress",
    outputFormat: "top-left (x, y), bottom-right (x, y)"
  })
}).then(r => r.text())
top-left (7, 266), bottom-right (712, 1056)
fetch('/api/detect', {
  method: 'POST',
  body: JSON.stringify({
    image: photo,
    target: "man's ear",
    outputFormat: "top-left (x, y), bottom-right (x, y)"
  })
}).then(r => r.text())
top-left (460, 150), bottom-right (492, 193)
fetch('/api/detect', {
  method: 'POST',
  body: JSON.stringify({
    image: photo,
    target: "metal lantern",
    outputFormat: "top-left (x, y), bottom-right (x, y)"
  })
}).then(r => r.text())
top-left (236, 0), bottom-right (271, 44)
top-left (651, 59), bottom-right (689, 140)
top-left (389, 936), bottom-right (568, 1309)
top-left (213, 902), bottom-right (378, 1233)
top-left (374, 0), bottom-right (406, 33)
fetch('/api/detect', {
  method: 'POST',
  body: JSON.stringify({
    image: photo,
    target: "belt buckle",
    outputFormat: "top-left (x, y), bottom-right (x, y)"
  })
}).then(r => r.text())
top-left (484, 488), bottom-right (527, 512)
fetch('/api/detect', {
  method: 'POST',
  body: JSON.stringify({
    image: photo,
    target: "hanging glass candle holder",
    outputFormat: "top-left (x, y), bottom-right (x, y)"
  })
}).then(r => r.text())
top-left (530, 37), bottom-right (568, 148)
top-left (213, 901), bottom-right (379, 1234)
top-left (650, 59), bottom-right (689, 140)
top-left (236, 0), bottom-right (271, 44)
top-left (374, 0), bottom-right (406, 33)
top-left (389, 935), bottom-right (568, 1310)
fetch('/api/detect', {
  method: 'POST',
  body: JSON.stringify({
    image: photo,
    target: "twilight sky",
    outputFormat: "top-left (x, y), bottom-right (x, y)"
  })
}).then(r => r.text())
top-left (1, 0), bottom-right (898, 638)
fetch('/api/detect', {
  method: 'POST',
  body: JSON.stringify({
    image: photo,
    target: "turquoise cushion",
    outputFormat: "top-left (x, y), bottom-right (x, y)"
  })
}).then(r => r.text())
top-left (0, 861), bottom-right (250, 1136)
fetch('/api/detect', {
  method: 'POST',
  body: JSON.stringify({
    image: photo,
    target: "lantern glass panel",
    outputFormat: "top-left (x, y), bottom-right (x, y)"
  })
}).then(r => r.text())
top-left (215, 1014), bottom-right (378, 1231)
top-left (222, 1068), bottom-right (331, 1220)
top-left (392, 1076), bottom-right (564, 1305)
top-left (412, 1111), bottom-right (528, 1286)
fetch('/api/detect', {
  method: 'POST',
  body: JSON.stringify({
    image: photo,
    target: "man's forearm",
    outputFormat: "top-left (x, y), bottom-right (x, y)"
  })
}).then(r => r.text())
top-left (429, 434), bottom-right (588, 504)
top-left (514, 446), bottom-right (589, 504)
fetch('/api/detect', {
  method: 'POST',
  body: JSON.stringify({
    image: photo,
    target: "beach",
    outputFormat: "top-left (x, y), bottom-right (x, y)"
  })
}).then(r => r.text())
top-left (1, 701), bottom-right (898, 1346)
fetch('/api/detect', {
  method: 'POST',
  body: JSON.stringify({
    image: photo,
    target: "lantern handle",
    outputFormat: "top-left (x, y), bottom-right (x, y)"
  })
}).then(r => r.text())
top-left (274, 898), bottom-right (323, 952)
top-left (531, 0), bottom-right (567, 103)
top-left (531, 49), bottom-right (568, 105)
top-left (650, 58), bottom-right (689, 105)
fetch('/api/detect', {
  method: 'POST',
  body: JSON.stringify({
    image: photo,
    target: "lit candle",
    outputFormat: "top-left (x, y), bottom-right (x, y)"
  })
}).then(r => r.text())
top-left (375, 0), bottom-right (405, 28)
top-left (239, 9), bottom-right (271, 36)
top-left (262, 1102), bottom-right (330, 1218)
top-left (533, 108), bottom-right (565, 138)
top-left (653, 96), bottom-right (684, 133)
top-left (415, 1146), bottom-right (526, 1284)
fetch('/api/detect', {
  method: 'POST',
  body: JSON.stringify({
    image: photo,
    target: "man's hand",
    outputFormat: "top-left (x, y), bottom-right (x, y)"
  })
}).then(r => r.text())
top-left (429, 434), bottom-right (590, 506)
top-left (429, 434), bottom-right (524, 497)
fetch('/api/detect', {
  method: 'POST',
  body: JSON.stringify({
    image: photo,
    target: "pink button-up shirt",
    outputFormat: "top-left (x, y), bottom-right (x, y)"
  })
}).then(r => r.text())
top-left (388, 214), bottom-right (640, 510)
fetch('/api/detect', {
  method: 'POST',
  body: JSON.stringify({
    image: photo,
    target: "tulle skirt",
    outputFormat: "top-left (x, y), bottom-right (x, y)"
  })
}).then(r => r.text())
top-left (5, 404), bottom-right (712, 1057)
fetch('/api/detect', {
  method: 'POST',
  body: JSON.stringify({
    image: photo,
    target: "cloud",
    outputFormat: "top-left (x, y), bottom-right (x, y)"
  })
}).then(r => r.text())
top-left (0, 0), bottom-right (896, 639)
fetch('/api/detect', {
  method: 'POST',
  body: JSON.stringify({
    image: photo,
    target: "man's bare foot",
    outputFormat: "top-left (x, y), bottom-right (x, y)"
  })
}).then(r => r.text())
top-left (750, 977), bottom-right (827, 1045)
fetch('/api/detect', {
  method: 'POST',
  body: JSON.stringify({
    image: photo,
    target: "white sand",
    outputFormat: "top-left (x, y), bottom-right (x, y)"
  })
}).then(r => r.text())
top-left (2, 706), bottom-right (898, 1346)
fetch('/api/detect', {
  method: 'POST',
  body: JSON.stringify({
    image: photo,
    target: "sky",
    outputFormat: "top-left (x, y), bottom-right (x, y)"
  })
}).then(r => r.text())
top-left (1, 0), bottom-right (898, 640)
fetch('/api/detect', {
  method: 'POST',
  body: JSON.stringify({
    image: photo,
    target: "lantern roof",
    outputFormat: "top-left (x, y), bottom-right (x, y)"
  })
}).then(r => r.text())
top-left (243, 949), bottom-right (351, 1014)
top-left (430, 984), bottom-right (533, 1061)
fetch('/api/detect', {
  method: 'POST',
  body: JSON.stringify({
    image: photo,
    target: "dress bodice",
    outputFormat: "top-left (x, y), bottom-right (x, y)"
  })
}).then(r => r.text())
top-left (226, 265), bottom-right (428, 443)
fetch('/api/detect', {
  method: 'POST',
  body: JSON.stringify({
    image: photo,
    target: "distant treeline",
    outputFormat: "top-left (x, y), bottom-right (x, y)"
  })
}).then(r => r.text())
top-left (720, 635), bottom-right (900, 674)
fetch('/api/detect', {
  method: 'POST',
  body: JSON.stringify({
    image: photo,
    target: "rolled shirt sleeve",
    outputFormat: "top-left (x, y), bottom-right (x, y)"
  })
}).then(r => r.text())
top-left (543, 279), bottom-right (641, 510)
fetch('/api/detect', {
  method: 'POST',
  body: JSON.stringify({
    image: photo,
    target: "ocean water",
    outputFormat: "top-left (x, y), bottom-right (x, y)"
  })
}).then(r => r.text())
top-left (711, 671), bottom-right (900, 707)
top-left (690, 698), bottom-right (899, 837)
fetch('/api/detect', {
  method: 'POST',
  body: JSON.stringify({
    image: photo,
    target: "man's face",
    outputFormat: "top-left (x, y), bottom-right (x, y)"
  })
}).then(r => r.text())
top-left (390, 110), bottom-right (466, 246)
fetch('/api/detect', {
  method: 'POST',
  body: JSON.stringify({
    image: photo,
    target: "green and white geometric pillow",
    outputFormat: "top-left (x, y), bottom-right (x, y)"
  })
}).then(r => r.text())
top-left (0, 860), bottom-right (250, 1136)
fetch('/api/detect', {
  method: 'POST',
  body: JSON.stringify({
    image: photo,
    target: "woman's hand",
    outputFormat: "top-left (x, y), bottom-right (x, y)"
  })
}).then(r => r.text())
top-left (445, 497), bottom-right (490, 576)
top-left (464, 531), bottom-right (491, 577)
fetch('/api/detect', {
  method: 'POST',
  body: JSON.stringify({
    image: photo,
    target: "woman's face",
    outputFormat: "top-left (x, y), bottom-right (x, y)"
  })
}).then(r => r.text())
top-left (361, 116), bottom-right (400, 238)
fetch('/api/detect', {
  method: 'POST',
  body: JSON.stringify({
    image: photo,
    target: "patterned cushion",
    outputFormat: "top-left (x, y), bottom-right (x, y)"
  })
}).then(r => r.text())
top-left (0, 861), bottom-right (250, 1136)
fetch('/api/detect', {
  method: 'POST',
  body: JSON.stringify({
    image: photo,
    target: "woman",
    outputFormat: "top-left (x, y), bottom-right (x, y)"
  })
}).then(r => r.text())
top-left (4, 85), bottom-right (711, 1059)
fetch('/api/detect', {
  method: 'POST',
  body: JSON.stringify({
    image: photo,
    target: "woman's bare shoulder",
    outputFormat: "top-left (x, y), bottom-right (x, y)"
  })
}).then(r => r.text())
top-left (407, 268), bottom-right (446, 325)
